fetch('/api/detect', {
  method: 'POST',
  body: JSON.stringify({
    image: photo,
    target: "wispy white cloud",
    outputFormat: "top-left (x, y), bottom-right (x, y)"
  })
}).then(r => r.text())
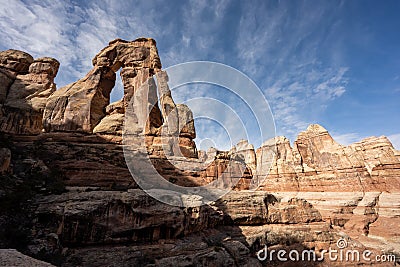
top-left (160, 0), bottom-right (231, 66)
top-left (0, 1), bottom-right (156, 73)
top-left (0, 0), bottom-right (83, 81)
top-left (331, 132), bottom-right (363, 146)
top-left (388, 133), bottom-right (400, 150)
top-left (235, 1), bottom-right (289, 77)
top-left (0, 0), bottom-right (164, 101)
top-left (234, 1), bottom-right (349, 142)
top-left (264, 66), bottom-right (349, 140)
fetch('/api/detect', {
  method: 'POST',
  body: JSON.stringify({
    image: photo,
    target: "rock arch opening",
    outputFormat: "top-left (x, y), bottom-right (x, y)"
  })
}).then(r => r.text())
top-left (110, 69), bottom-right (124, 103)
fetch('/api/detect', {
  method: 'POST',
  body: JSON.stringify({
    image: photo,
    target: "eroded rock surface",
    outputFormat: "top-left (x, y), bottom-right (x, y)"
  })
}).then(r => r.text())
top-left (256, 124), bottom-right (400, 193)
top-left (253, 124), bottom-right (400, 260)
top-left (0, 50), bottom-right (59, 134)
top-left (31, 190), bottom-right (328, 266)
top-left (40, 38), bottom-right (197, 157)
top-left (43, 66), bottom-right (115, 133)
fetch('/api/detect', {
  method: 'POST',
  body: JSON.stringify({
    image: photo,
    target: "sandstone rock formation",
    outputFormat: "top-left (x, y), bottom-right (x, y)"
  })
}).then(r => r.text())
top-left (128, 70), bottom-right (197, 158)
top-left (92, 100), bottom-right (125, 135)
top-left (0, 40), bottom-right (399, 266)
top-left (41, 38), bottom-right (196, 158)
top-left (43, 65), bottom-right (116, 133)
top-left (0, 49), bottom-right (34, 103)
top-left (0, 38), bottom-right (197, 158)
top-left (176, 104), bottom-right (196, 139)
top-left (255, 124), bottom-right (400, 192)
top-left (2, 118), bottom-right (398, 266)
top-left (0, 50), bottom-right (59, 134)
top-left (253, 124), bottom-right (400, 260)
top-left (31, 189), bottom-right (330, 266)
top-left (229, 139), bottom-right (257, 175)
top-left (43, 38), bottom-right (161, 133)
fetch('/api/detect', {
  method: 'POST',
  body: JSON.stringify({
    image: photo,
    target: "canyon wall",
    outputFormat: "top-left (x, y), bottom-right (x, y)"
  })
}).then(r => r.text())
top-left (255, 124), bottom-right (400, 193)
top-left (0, 39), bottom-right (399, 266)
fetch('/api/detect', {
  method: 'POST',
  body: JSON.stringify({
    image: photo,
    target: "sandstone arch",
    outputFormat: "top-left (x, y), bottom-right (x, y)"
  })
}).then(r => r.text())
top-left (43, 38), bottom-right (162, 133)
top-left (42, 38), bottom-right (197, 157)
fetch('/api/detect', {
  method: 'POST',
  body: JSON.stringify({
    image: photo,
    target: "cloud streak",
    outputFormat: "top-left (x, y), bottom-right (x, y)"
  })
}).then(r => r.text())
top-left (388, 133), bottom-right (400, 150)
top-left (331, 132), bottom-right (363, 146)
top-left (233, 1), bottom-right (350, 141)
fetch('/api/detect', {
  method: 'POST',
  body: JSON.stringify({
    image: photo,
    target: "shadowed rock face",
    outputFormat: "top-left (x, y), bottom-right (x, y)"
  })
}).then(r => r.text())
top-left (0, 249), bottom-right (55, 267)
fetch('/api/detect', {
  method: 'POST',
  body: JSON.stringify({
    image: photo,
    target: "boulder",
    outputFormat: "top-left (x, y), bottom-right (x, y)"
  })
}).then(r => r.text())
top-left (0, 49), bottom-right (33, 73)
top-left (6, 57), bottom-right (59, 112)
top-left (0, 249), bottom-right (55, 267)
top-left (0, 49), bottom-right (34, 103)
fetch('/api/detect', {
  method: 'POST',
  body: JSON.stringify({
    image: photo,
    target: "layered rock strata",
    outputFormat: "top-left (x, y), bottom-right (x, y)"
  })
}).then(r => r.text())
top-left (253, 124), bottom-right (400, 259)
top-left (30, 190), bottom-right (331, 266)
top-left (256, 124), bottom-right (400, 193)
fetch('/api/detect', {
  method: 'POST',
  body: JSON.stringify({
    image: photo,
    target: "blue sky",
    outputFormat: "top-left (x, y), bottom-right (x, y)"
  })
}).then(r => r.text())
top-left (0, 0), bottom-right (399, 150)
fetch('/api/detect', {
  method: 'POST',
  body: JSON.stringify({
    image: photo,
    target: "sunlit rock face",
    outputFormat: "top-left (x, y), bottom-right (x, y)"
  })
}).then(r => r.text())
top-left (254, 124), bottom-right (400, 258)
top-left (255, 124), bottom-right (400, 193)
top-left (0, 38), bottom-right (197, 157)
top-left (41, 38), bottom-right (197, 158)
top-left (43, 38), bottom-right (161, 133)
top-left (0, 50), bottom-right (59, 134)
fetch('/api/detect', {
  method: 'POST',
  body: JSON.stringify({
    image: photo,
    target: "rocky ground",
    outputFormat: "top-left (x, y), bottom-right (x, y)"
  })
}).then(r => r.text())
top-left (0, 38), bottom-right (399, 266)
